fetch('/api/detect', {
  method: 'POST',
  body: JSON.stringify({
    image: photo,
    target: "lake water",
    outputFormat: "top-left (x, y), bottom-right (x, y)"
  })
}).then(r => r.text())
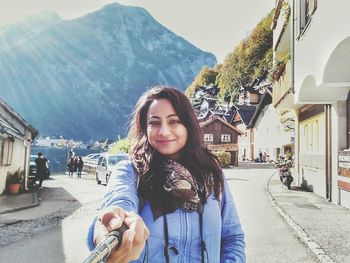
top-left (31, 146), bottom-right (101, 174)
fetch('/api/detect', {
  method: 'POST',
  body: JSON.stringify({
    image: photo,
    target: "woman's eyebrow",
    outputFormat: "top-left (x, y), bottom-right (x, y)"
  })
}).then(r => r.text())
top-left (148, 115), bottom-right (160, 119)
top-left (148, 114), bottom-right (178, 119)
top-left (166, 114), bottom-right (178, 118)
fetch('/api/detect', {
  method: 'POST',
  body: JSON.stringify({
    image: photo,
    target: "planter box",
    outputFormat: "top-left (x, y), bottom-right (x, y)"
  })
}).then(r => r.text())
top-left (273, 63), bottom-right (286, 81)
top-left (8, 183), bottom-right (21, 194)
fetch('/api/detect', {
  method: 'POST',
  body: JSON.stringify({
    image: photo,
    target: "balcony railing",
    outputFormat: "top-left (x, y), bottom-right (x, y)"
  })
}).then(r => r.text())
top-left (273, 60), bottom-right (292, 107)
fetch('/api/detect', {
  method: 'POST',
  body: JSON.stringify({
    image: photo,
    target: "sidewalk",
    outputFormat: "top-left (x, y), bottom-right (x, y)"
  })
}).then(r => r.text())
top-left (0, 190), bottom-right (39, 215)
top-left (0, 173), bottom-right (95, 219)
top-left (0, 188), bottom-right (40, 227)
top-left (267, 172), bottom-right (350, 263)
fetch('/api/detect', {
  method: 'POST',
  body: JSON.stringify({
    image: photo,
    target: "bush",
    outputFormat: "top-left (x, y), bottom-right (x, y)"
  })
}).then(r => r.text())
top-left (213, 150), bottom-right (231, 167)
top-left (109, 138), bottom-right (131, 154)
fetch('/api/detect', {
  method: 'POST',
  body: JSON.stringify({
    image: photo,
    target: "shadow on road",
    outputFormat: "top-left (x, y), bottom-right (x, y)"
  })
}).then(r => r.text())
top-left (0, 185), bottom-right (86, 263)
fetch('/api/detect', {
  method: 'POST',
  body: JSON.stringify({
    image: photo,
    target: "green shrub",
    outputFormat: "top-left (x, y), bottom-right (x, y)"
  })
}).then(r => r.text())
top-left (109, 138), bottom-right (131, 154)
top-left (213, 150), bottom-right (231, 167)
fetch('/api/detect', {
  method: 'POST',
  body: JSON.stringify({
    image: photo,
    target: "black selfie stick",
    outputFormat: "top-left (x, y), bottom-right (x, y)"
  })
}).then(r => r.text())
top-left (82, 224), bottom-right (129, 263)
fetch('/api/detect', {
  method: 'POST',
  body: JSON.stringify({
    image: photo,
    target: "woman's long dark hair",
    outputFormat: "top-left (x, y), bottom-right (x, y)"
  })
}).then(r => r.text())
top-left (129, 86), bottom-right (224, 199)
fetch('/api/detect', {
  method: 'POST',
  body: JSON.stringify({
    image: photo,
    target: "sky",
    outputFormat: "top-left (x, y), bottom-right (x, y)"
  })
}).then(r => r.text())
top-left (0, 0), bottom-right (275, 63)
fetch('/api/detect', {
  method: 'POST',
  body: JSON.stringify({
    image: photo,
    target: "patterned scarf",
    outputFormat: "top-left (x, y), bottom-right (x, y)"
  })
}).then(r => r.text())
top-left (136, 158), bottom-right (214, 220)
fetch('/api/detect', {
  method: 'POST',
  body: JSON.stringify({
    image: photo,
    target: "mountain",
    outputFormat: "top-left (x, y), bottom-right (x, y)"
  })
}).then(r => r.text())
top-left (0, 3), bottom-right (216, 141)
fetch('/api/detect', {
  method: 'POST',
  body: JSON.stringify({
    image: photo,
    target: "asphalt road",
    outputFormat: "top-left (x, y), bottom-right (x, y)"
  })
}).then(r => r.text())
top-left (0, 168), bottom-right (319, 263)
top-left (224, 167), bottom-right (318, 263)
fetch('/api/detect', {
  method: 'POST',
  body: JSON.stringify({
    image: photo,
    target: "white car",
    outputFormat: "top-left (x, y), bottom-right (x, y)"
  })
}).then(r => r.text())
top-left (96, 153), bottom-right (129, 185)
top-left (83, 153), bottom-right (100, 165)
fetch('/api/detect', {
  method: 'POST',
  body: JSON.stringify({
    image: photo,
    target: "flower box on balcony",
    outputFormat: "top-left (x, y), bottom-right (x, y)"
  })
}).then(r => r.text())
top-left (273, 62), bottom-right (286, 81)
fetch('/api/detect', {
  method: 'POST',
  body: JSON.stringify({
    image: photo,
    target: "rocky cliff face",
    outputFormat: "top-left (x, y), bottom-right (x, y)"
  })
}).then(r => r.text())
top-left (0, 3), bottom-right (216, 140)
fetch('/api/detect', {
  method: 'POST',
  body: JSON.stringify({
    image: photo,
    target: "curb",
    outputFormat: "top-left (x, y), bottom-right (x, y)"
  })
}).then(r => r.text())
top-left (0, 190), bottom-right (40, 215)
top-left (265, 171), bottom-right (336, 263)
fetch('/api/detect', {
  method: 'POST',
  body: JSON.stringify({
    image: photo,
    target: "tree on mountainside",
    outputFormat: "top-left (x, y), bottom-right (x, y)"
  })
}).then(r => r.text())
top-left (185, 10), bottom-right (273, 103)
top-left (185, 66), bottom-right (219, 98)
top-left (216, 10), bottom-right (273, 103)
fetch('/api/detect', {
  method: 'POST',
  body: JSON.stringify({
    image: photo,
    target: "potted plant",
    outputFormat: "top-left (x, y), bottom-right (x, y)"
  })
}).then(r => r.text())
top-left (269, 53), bottom-right (290, 82)
top-left (273, 62), bottom-right (286, 81)
top-left (6, 169), bottom-right (24, 194)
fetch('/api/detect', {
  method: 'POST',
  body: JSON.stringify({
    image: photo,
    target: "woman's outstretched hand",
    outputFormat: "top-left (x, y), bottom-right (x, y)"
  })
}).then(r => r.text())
top-left (94, 206), bottom-right (150, 263)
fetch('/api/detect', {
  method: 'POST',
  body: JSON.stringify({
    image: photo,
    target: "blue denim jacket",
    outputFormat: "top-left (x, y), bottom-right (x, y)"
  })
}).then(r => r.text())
top-left (87, 160), bottom-right (246, 262)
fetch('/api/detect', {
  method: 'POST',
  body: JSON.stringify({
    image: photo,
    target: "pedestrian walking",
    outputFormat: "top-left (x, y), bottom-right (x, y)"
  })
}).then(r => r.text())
top-left (33, 152), bottom-right (48, 188)
top-left (263, 152), bottom-right (267, 162)
top-left (77, 156), bottom-right (84, 178)
top-left (67, 157), bottom-right (75, 178)
top-left (259, 151), bottom-right (263, 162)
top-left (86, 86), bottom-right (246, 262)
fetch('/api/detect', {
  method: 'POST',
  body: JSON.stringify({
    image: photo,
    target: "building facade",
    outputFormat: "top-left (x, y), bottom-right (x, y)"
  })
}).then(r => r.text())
top-left (272, 0), bottom-right (350, 208)
top-left (253, 104), bottom-right (294, 162)
top-left (0, 98), bottom-right (37, 194)
top-left (200, 116), bottom-right (243, 166)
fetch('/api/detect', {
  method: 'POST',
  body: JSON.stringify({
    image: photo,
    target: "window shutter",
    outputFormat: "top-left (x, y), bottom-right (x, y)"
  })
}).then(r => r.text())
top-left (310, 0), bottom-right (317, 15)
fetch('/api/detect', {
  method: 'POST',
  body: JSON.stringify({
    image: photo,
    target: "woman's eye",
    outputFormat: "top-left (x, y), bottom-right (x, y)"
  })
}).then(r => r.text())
top-left (169, 119), bottom-right (180, 125)
top-left (148, 121), bottom-right (160, 126)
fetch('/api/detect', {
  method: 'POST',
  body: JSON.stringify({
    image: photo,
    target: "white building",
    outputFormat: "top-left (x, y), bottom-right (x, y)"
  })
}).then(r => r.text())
top-left (236, 74), bottom-right (294, 163)
top-left (272, 0), bottom-right (350, 208)
top-left (253, 103), bottom-right (294, 162)
top-left (0, 98), bottom-right (37, 194)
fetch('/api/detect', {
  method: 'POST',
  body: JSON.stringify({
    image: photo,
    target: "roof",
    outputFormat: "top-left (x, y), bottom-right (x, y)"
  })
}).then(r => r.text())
top-left (200, 115), bottom-right (244, 135)
top-left (0, 97), bottom-right (38, 139)
top-left (0, 116), bottom-right (24, 138)
top-left (233, 104), bottom-right (257, 127)
top-left (247, 90), bottom-right (272, 128)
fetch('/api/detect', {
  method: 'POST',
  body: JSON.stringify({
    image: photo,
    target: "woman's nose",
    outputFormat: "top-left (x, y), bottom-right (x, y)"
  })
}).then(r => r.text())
top-left (159, 123), bottom-right (171, 135)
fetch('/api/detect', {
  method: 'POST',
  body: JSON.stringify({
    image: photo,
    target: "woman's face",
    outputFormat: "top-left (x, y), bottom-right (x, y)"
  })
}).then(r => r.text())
top-left (146, 98), bottom-right (188, 160)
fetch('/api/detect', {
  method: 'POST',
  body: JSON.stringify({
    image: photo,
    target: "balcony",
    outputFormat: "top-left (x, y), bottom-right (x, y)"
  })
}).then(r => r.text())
top-left (272, 60), bottom-right (294, 109)
top-left (273, 1), bottom-right (291, 52)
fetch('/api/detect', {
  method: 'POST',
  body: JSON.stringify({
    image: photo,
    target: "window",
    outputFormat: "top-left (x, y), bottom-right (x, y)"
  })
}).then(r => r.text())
top-left (300, 114), bottom-right (324, 154)
top-left (204, 134), bottom-right (213, 142)
top-left (221, 134), bottom-right (231, 143)
top-left (299, 0), bottom-right (317, 36)
top-left (0, 138), bottom-right (14, 166)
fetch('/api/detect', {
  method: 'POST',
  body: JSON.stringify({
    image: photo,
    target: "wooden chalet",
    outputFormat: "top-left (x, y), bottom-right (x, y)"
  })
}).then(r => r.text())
top-left (200, 116), bottom-right (243, 166)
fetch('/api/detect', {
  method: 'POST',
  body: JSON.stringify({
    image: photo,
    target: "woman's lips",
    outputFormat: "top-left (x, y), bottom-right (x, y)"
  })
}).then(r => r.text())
top-left (156, 139), bottom-right (175, 144)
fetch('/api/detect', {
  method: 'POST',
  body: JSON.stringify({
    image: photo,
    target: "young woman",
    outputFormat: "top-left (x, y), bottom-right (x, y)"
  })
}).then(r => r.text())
top-left (87, 86), bottom-right (246, 263)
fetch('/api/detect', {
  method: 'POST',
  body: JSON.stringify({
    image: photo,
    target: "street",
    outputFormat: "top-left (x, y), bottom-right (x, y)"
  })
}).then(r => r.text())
top-left (224, 167), bottom-right (318, 263)
top-left (0, 168), bottom-right (319, 263)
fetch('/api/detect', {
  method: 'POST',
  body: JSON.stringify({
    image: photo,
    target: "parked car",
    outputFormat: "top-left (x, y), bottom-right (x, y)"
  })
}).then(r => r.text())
top-left (29, 155), bottom-right (50, 184)
top-left (29, 155), bottom-right (37, 182)
top-left (96, 153), bottom-right (129, 185)
top-left (83, 153), bottom-right (100, 165)
top-left (84, 153), bottom-right (100, 160)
